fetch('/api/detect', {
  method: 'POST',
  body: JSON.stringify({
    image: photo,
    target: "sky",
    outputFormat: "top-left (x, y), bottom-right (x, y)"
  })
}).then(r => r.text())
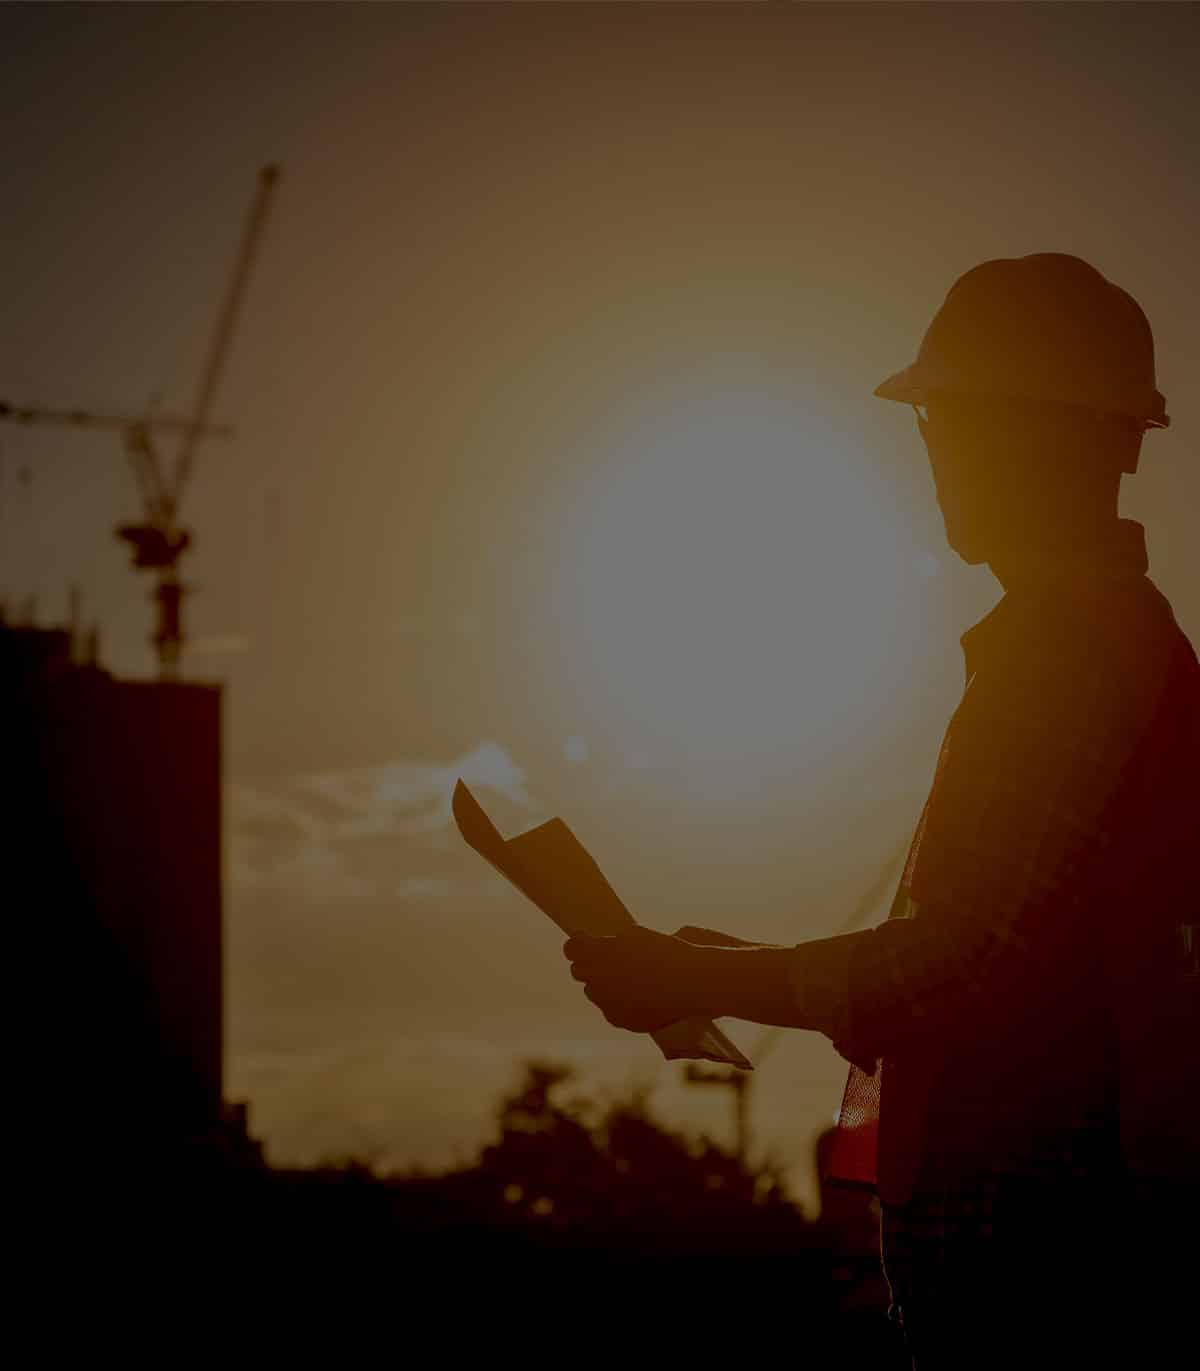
top-left (4, 2), bottom-right (1197, 1209)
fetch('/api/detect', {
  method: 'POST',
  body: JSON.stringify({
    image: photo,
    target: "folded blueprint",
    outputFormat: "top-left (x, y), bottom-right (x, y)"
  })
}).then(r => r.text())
top-left (452, 779), bottom-right (752, 1070)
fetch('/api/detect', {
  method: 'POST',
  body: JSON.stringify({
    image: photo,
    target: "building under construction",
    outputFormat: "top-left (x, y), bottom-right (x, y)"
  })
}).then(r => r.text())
top-left (6, 618), bottom-right (258, 1198)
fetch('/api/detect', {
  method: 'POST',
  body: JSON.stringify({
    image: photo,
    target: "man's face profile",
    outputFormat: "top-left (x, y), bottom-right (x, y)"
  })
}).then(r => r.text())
top-left (915, 394), bottom-right (1131, 569)
top-left (916, 397), bottom-right (1037, 566)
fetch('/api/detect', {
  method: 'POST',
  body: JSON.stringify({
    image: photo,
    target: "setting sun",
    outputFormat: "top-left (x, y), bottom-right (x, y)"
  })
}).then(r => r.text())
top-left (550, 375), bottom-right (932, 784)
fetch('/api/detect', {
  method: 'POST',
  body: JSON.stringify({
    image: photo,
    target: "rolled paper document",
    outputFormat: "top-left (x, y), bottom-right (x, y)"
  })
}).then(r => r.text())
top-left (452, 780), bottom-right (752, 1070)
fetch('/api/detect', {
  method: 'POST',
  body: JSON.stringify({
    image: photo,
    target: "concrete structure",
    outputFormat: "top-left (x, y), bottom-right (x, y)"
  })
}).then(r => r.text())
top-left (4, 621), bottom-right (253, 1167)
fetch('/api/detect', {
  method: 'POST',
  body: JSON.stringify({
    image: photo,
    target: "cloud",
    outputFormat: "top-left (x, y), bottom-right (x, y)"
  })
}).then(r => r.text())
top-left (228, 739), bottom-right (534, 899)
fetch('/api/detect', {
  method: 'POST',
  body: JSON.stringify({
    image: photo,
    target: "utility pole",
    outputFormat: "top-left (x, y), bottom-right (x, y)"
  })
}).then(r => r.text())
top-left (683, 1027), bottom-right (781, 1164)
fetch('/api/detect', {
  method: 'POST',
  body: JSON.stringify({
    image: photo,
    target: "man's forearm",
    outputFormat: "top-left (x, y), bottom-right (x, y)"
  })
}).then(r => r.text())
top-left (687, 933), bottom-right (867, 1033)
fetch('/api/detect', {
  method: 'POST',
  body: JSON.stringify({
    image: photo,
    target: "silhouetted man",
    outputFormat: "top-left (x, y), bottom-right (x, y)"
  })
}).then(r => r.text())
top-left (565, 254), bottom-right (1198, 1366)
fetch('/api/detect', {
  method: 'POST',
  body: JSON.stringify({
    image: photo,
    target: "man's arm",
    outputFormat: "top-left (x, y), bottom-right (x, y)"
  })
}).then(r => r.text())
top-left (564, 926), bottom-right (865, 1034)
top-left (673, 925), bottom-right (775, 950)
top-left (567, 605), bottom-right (1172, 1053)
top-left (741, 606), bottom-right (1173, 1055)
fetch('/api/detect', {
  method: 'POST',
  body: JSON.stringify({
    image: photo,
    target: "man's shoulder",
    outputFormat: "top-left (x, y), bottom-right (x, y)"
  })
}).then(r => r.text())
top-left (1029, 574), bottom-right (1182, 650)
top-left (962, 576), bottom-right (1192, 752)
top-left (1058, 576), bottom-right (1195, 711)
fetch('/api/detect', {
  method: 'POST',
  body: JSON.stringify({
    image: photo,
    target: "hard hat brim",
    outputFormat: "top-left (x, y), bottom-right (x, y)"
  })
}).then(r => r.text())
top-left (872, 364), bottom-right (1169, 428)
top-left (873, 366), bottom-right (925, 405)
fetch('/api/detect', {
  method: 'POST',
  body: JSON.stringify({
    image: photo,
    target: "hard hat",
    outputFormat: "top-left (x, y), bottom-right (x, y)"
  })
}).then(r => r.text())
top-left (875, 253), bottom-right (1169, 429)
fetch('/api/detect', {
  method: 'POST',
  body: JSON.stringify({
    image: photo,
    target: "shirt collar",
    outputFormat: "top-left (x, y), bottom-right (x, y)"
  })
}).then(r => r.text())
top-left (959, 519), bottom-right (1149, 683)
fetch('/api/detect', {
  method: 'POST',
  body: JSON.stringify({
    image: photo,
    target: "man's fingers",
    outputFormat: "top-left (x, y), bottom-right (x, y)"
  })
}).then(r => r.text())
top-left (566, 930), bottom-right (671, 1033)
top-left (584, 984), bottom-right (635, 1030)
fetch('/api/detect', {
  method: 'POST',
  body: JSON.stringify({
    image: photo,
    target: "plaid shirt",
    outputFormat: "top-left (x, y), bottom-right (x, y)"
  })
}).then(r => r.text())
top-left (786, 520), bottom-right (1199, 1321)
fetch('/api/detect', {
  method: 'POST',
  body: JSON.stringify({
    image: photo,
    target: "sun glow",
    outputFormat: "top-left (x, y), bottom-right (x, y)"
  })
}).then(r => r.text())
top-left (549, 382), bottom-right (928, 786)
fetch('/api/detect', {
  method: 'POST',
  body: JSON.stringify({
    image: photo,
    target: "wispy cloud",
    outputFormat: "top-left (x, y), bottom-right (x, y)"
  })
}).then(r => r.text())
top-left (300, 739), bottom-right (533, 836)
top-left (228, 740), bottom-right (534, 898)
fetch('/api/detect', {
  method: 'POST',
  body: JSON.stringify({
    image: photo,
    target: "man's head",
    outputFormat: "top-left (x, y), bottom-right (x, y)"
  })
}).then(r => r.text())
top-left (875, 254), bottom-right (1168, 570)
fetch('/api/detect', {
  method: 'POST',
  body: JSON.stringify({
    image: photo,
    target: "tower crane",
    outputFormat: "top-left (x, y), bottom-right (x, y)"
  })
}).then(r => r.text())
top-left (1, 163), bottom-right (280, 679)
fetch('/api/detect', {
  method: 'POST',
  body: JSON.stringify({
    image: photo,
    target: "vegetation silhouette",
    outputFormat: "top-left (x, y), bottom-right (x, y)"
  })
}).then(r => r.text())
top-left (401, 1060), bottom-right (808, 1257)
top-left (140, 1060), bottom-right (895, 1355)
top-left (245, 1060), bottom-right (820, 1260)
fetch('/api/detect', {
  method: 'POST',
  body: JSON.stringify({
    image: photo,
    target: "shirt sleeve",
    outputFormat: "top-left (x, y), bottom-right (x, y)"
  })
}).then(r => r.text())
top-left (788, 612), bottom-right (1174, 1062)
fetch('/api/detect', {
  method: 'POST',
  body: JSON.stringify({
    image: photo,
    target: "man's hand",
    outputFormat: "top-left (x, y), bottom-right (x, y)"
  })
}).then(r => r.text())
top-left (563, 927), bottom-right (716, 1034)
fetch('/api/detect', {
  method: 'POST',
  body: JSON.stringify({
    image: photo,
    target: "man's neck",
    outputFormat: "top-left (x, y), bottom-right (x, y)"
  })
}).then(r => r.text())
top-left (988, 514), bottom-right (1131, 591)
